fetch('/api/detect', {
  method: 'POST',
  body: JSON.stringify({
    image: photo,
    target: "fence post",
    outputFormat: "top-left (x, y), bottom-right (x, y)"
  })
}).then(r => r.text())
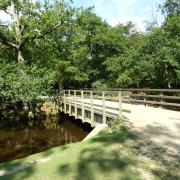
top-left (160, 91), bottom-right (163, 108)
top-left (64, 90), bottom-right (66, 113)
top-left (90, 91), bottom-right (94, 126)
top-left (58, 90), bottom-right (65, 112)
top-left (74, 90), bottom-right (77, 118)
top-left (130, 91), bottom-right (133, 104)
top-left (81, 90), bottom-right (85, 122)
top-left (102, 91), bottom-right (106, 124)
top-left (118, 91), bottom-right (122, 119)
top-left (68, 90), bottom-right (71, 115)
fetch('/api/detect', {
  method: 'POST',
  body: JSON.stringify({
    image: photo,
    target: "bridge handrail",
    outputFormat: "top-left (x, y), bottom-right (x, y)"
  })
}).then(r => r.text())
top-left (63, 89), bottom-right (180, 109)
top-left (61, 89), bottom-right (179, 126)
top-left (65, 88), bottom-right (180, 93)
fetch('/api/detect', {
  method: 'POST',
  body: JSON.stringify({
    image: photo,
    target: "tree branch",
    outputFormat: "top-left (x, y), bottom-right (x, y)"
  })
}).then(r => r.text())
top-left (38, 22), bottom-right (63, 38)
top-left (0, 31), bottom-right (17, 49)
top-left (0, 24), bottom-right (9, 27)
top-left (22, 21), bottom-right (64, 45)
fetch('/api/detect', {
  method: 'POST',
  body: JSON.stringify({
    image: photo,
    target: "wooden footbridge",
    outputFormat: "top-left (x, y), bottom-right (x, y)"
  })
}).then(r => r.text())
top-left (60, 89), bottom-right (180, 127)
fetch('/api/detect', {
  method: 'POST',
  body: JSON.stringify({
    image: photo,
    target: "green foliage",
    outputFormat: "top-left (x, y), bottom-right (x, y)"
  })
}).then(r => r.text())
top-left (160, 0), bottom-right (180, 17)
top-left (53, 59), bottom-right (88, 88)
top-left (108, 117), bottom-right (126, 133)
top-left (0, 60), bottom-right (55, 101)
top-left (92, 80), bottom-right (108, 89)
top-left (0, 0), bottom-right (75, 63)
top-left (0, 0), bottom-right (179, 103)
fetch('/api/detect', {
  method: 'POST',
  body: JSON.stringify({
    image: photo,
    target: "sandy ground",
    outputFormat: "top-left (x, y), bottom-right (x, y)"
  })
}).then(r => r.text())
top-left (65, 97), bottom-right (180, 154)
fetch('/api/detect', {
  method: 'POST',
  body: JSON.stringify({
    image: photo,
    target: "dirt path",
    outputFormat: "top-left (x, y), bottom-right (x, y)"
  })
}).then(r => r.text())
top-left (124, 105), bottom-right (180, 154)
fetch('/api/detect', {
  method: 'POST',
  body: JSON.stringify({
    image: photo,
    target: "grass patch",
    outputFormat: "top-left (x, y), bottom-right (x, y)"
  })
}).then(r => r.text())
top-left (0, 126), bottom-right (179, 180)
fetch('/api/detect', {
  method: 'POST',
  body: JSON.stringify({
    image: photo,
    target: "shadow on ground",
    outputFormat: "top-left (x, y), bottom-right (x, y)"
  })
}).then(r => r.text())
top-left (58, 127), bottom-right (180, 180)
top-left (131, 121), bottom-right (180, 152)
top-left (0, 160), bottom-right (35, 180)
top-left (58, 129), bottom-right (140, 180)
top-left (0, 146), bottom-right (56, 180)
top-left (128, 123), bottom-right (180, 180)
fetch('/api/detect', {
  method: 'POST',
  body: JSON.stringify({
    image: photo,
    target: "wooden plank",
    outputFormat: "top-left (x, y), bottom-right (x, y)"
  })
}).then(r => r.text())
top-left (64, 91), bottom-right (66, 113)
top-left (68, 90), bottom-right (71, 115)
top-left (90, 91), bottom-right (95, 127)
top-left (76, 101), bottom-right (120, 111)
top-left (74, 90), bottom-right (77, 118)
top-left (74, 101), bottom-right (119, 111)
top-left (160, 92), bottom-right (163, 108)
top-left (70, 103), bottom-right (129, 119)
top-left (143, 91), bottom-right (146, 106)
top-left (81, 90), bottom-right (85, 122)
top-left (82, 88), bottom-right (180, 93)
top-left (92, 108), bottom-right (118, 118)
top-left (121, 89), bottom-right (180, 93)
top-left (118, 91), bottom-right (122, 118)
top-left (131, 94), bottom-right (180, 100)
top-left (102, 91), bottom-right (106, 124)
top-left (131, 99), bottom-right (180, 107)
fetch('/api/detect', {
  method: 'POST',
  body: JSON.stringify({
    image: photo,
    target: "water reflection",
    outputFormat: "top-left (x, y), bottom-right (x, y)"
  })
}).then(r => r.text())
top-left (0, 114), bottom-right (91, 163)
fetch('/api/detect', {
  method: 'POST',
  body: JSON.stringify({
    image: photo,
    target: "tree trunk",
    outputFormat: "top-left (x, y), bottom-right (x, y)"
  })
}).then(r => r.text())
top-left (59, 79), bottom-right (64, 95)
top-left (17, 49), bottom-right (25, 64)
top-left (11, 2), bottom-right (25, 64)
top-left (56, 79), bottom-right (64, 108)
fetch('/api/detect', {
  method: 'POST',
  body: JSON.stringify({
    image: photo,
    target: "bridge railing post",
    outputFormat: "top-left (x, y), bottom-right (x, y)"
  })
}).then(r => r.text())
top-left (143, 91), bottom-right (147, 106)
top-left (81, 90), bottom-right (85, 122)
top-left (160, 91), bottom-right (164, 108)
top-left (74, 90), bottom-right (77, 118)
top-left (64, 90), bottom-right (66, 113)
top-left (102, 91), bottom-right (106, 124)
top-left (118, 91), bottom-right (122, 119)
top-left (68, 90), bottom-right (71, 115)
top-left (90, 91), bottom-right (95, 126)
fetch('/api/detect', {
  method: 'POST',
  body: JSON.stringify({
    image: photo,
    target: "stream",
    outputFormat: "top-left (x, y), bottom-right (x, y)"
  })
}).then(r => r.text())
top-left (0, 113), bottom-right (92, 163)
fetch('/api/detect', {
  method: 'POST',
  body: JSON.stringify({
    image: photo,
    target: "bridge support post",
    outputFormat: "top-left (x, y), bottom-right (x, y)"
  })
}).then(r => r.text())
top-left (68, 90), bottom-right (71, 115)
top-left (118, 91), bottom-right (122, 119)
top-left (102, 91), bottom-right (106, 124)
top-left (160, 92), bottom-right (164, 108)
top-left (64, 90), bottom-right (66, 113)
top-left (74, 90), bottom-right (77, 119)
top-left (81, 90), bottom-right (85, 122)
top-left (90, 91), bottom-right (95, 127)
top-left (143, 91), bottom-right (147, 106)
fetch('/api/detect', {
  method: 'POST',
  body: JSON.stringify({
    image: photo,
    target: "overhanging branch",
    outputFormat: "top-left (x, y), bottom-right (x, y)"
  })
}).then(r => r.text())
top-left (0, 24), bottom-right (9, 28)
top-left (0, 31), bottom-right (17, 49)
top-left (22, 21), bottom-right (64, 45)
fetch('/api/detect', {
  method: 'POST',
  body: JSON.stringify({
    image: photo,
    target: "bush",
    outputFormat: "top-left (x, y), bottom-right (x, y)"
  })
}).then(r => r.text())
top-left (108, 117), bottom-right (125, 132)
top-left (0, 60), bottom-right (55, 102)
